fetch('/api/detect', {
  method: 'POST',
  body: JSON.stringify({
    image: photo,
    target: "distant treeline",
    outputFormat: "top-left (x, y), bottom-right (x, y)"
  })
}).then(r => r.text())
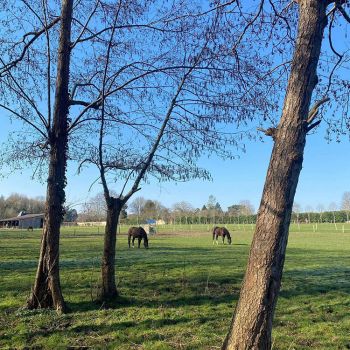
top-left (123, 211), bottom-right (350, 225)
top-left (291, 210), bottom-right (349, 224)
top-left (0, 193), bottom-right (45, 219)
top-left (2, 192), bottom-right (348, 224)
top-left (0, 193), bottom-right (79, 222)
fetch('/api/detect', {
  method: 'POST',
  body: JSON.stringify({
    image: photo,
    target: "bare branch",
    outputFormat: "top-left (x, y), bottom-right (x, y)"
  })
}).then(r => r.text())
top-left (122, 24), bottom-right (215, 202)
top-left (69, 99), bottom-right (101, 108)
top-left (71, 80), bottom-right (100, 98)
top-left (306, 120), bottom-right (321, 133)
top-left (232, 0), bottom-right (265, 53)
top-left (257, 127), bottom-right (277, 140)
top-left (0, 58), bottom-right (48, 129)
top-left (0, 103), bottom-right (47, 139)
top-left (268, 0), bottom-right (292, 37)
top-left (72, 0), bottom-right (237, 45)
top-left (0, 17), bottom-right (61, 77)
top-left (42, 0), bottom-right (52, 128)
top-left (306, 97), bottom-right (330, 124)
top-left (336, 2), bottom-right (350, 23)
top-left (70, 0), bottom-right (100, 49)
top-left (326, 11), bottom-right (344, 94)
top-left (99, 2), bottom-right (122, 202)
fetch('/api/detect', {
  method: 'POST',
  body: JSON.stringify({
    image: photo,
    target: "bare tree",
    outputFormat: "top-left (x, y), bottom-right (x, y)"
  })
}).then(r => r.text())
top-left (79, 193), bottom-right (107, 222)
top-left (239, 200), bottom-right (255, 216)
top-left (341, 191), bottom-right (350, 222)
top-left (207, 195), bottom-right (218, 224)
top-left (26, 0), bottom-right (73, 313)
top-left (222, 0), bottom-right (350, 348)
top-left (76, 0), bottom-right (280, 301)
top-left (317, 203), bottom-right (325, 222)
top-left (173, 201), bottom-right (194, 224)
top-left (305, 205), bottom-right (313, 223)
top-left (292, 202), bottom-right (302, 226)
top-left (0, 0), bottom-right (104, 312)
top-left (1, 0), bottom-right (165, 311)
top-left (0, 0), bottom-right (77, 312)
top-left (141, 200), bottom-right (165, 220)
top-left (129, 197), bottom-right (147, 224)
top-left (329, 201), bottom-right (338, 224)
top-left (173, 201), bottom-right (194, 214)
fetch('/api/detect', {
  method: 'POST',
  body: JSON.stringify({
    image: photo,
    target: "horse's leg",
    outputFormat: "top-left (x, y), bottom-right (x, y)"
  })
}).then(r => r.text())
top-left (222, 235), bottom-right (225, 244)
top-left (216, 235), bottom-right (219, 245)
top-left (132, 236), bottom-right (136, 248)
top-left (138, 237), bottom-right (141, 248)
top-left (128, 234), bottom-right (131, 248)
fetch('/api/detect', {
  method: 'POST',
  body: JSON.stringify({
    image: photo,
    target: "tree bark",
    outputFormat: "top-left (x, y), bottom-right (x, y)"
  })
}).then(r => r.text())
top-left (27, 0), bottom-right (73, 314)
top-left (100, 197), bottom-right (122, 300)
top-left (222, 1), bottom-right (328, 349)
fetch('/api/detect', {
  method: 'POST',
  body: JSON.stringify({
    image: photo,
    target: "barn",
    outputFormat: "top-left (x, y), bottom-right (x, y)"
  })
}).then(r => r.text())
top-left (0, 211), bottom-right (44, 229)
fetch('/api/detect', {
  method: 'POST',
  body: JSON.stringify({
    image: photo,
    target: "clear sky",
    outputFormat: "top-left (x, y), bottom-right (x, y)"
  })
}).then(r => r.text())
top-left (0, 121), bottom-right (348, 213)
top-left (0, 2), bottom-right (349, 214)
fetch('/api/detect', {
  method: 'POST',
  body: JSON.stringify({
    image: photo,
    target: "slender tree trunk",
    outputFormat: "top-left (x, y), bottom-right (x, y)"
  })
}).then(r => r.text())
top-left (222, 1), bottom-right (328, 349)
top-left (100, 197), bottom-right (122, 300)
top-left (27, 0), bottom-right (73, 313)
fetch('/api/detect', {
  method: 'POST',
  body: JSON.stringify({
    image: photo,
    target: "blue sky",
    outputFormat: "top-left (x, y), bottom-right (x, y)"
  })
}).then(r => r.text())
top-left (0, 1), bottom-right (349, 214)
top-left (0, 122), bottom-right (348, 213)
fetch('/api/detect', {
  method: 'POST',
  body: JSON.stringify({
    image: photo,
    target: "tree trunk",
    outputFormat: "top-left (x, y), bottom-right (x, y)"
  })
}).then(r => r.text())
top-left (27, 0), bottom-right (73, 314)
top-left (222, 1), bottom-right (328, 349)
top-left (100, 197), bottom-right (122, 300)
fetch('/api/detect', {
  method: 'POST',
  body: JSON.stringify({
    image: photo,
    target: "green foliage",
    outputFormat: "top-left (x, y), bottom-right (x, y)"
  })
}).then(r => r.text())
top-left (0, 224), bottom-right (350, 349)
top-left (64, 208), bottom-right (78, 222)
top-left (292, 210), bottom-right (349, 223)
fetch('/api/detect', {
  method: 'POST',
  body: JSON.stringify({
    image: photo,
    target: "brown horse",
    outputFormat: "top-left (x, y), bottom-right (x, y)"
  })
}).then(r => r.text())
top-left (128, 226), bottom-right (149, 248)
top-left (212, 226), bottom-right (232, 245)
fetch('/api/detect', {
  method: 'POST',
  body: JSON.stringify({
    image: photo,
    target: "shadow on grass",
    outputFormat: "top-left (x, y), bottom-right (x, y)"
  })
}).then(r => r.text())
top-left (0, 245), bottom-right (242, 271)
top-left (68, 290), bottom-right (238, 313)
top-left (280, 265), bottom-right (350, 299)
top-left (18, 315), bottom-right (195, 347)
top-left (2, 244), bottom-right (349, 314)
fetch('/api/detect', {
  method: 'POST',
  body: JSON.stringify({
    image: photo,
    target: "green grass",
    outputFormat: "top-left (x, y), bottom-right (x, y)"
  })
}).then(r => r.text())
top-left (0, 224), bottom-right (349, 349)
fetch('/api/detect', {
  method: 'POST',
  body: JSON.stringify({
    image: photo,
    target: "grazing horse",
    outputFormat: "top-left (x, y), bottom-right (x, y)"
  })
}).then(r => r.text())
top-left (128, 226), bottom-right (149, 249)
top-left (212, 226), bottom-right (232, 245)
top-left (27, 226), bottom-right (34, 231)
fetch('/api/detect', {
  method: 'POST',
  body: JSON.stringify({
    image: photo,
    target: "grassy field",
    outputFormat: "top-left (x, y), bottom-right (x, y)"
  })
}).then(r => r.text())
top-left (0, 224), bottom-right (349, 349)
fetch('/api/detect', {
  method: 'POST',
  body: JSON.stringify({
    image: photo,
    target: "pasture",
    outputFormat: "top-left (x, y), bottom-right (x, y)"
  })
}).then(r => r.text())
top-left (0, 224), bottom-right (349, 349)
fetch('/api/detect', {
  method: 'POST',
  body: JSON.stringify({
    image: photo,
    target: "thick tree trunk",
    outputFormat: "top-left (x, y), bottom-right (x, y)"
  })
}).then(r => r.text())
top-left (27, 0), bottom-right (73, 314)
top-left (100, 197), bottom-right (122, 300)
top-left (222, 1), bottom-right (328, 349)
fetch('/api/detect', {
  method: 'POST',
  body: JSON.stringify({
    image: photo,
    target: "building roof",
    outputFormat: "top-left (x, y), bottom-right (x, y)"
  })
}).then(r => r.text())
top-left (0, 213), bottom-right (44, 222)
